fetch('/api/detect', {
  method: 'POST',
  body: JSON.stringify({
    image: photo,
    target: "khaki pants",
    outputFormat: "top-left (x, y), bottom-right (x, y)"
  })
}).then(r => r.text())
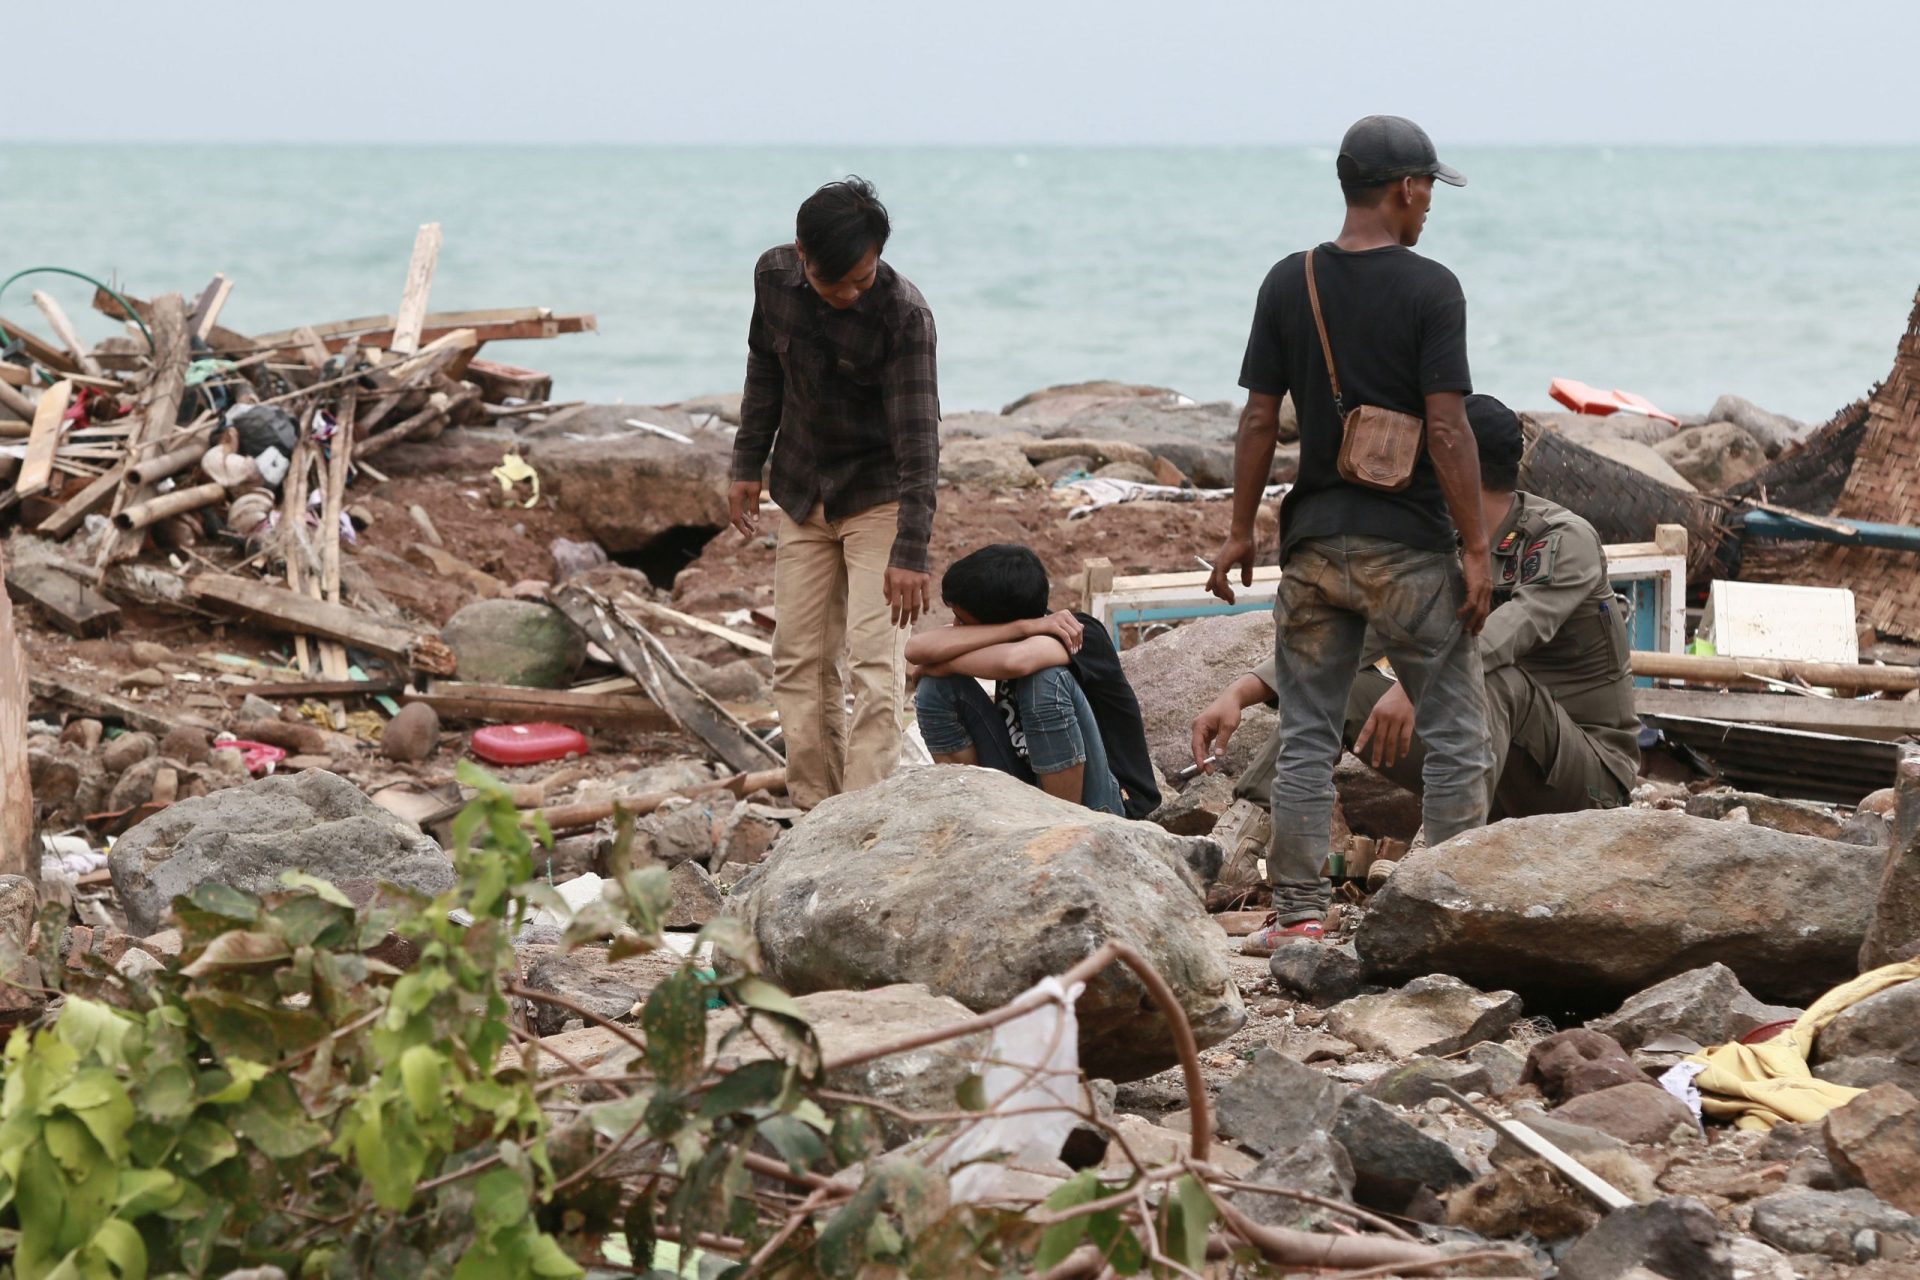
top-left (772, 502), bottom-right (907, 809)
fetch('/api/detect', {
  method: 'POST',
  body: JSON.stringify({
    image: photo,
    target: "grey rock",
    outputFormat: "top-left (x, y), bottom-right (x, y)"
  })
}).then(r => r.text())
top-left (1046, 399), bottom-right (1241, 487)
top-left (549, 537), bottom-right (609, 581)
top-left (1327, 974), bottom-right (1522, 1058)
top-left (1557, 1195), bottom-right (1732, 1280)
top-left (1748, 1187), bottom-right (1919, 1261)
top-left (706, 984), bottom-right (989, 1123)
top-left (1216, 1048), bottom-right (1345, 1154)
top-left (1468, 1041), bottom-right (1528, 1095)
top-left (380, 702), bottom-right (441, 762)
top-left (1232, 1135), bottom-right (1355, 1229)
top-left (939, 437), bottom-right (1043, 489)
top-left (1332, 1094), bottom-right (1475, 1206)
top-left (1524, 1028), bottom-right (1645, 1102)
top-left (1493, 1106), bottom-right (1628, 1166)
top-left (1364, 1056), bottom-right (1492, 1107)
top-left (1091, 460), bottom-right (1159, 485)
top-left (1333, 751), bottom-right (1423, 840)
top-left (1582, 437), bottom-right (1697, 492)
top-left (441, 599), bottom-right (586, 689)
top-left (734, 766), bottom-right (1244, 1081)
top-left (665, 861), bottom-right (723, 929)
top-left (1357, 810), bottom-right (1880, 1005)
top-left (1551, 1083), bottom-right (1696, 1146)
top-left (1837, 810), bottom-right (1889, 848)
top-left (1814, 980), bottom-right (1920, 1096)
top-left (108, 755), bottom-right (186, 812)
top-left (237, 694), bottom-right (280, 722)
top-left (1034, 454), bottom-right (1094, 483)
top-left (1588, 963), bottom-right (1802, 1052)
top-left (108, 770), bottom-right (451, 936)
top-left (1654, 422), bottom-right (1766, 493)
top-left (635, 796), bottom-right (731, 869)
top-left (1267, 939), bottom-right (1367, 1006)
top-left (525, 419), bottom-right (730, 554)
top-left (522, 951), bottom-right (642, 1037)
top-left (1532, 411), bottom-right (1678, 448)
top-left (1149, 770), bottom-right (1235, 836)
top-left (1119, 610), bottom-right (1274, 779)
top-left (1707, 394), bottom-right (1807, 457)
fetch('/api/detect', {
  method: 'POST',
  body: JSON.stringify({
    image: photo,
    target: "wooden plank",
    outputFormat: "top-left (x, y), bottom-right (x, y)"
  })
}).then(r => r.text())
top-left (1634, 651), bottom-right (1920, 693)
top-left (13, 379), bottom-right (72, 499)
top-left (247, 306), bottom-right (596, 352)
top-left (188, 274), bottom-right (234, 343)
top-left (232, 675), bottom-right (406, 698)
top-left (406, 681), bottom-right (675, 731)
top-left (550, 583), bottom-right (784, 774)
top-left (291, 325), bottom-right (331, 369)
top-left (31, 291), bottom-right (103, 377)
top-left (1636, 687), bottom-right (1920, 739)
top-left (0, 317), bottom-right (80, 375)
top-left (391, 223), bottom-right (443, 356)
top-left (189, 573), bottom-right (430, 663)
top-left (5, 563), bottom-right (121, 637)
top-left (28, 672), bottom-right (209, 737)
top-left (0, 544), bottom-right (30, 878)
top-left (626, 599), bottom-right (773, 658)
top-left (86, 286), bottom-right (253, 354)
top-left (96, 295), bottom-right (189, 569)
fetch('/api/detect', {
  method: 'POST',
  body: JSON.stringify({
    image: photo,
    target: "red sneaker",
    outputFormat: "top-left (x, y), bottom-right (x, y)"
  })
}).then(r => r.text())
top-left (1239, 917), bottom-right (1325, 955)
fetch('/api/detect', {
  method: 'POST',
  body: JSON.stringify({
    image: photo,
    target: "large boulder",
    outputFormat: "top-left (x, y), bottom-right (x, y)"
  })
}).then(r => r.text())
top-left (732, 766), bottom-right (1245, 1081)
top-left (1707, 394), bottom-right (1807, 458)
top-left (1532, 411), bottom-right (1678, 448)
top-left (1047, 399), bottom-right (1244, 488)
top-left (1120, 610), bottom-right (1275, 778)
top-left (440, 599), bottom-right (586, 688)
top-left (938, 437), bottom-right (1043, 489)
top-left (1579, 437), bottom-right (1698, 492)
top-left (109, 770), bottom-right (452, 936)
top-left (1356, 810), bottom-right (1880, 1005)
top-left (525, 418), bottom-right (730, 555)
top-left (1655, 422), bottom-right (1767, 493)
top-left (1587, 963), bottom-right (1800, 1052)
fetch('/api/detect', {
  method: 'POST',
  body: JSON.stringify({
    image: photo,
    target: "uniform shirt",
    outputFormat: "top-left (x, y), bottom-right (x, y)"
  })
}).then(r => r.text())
top-left (1252, 490), bottom-right (1640, 792)
top-left (1238, 243), bottom-right (1472, 563)
top-left (731, 245), bottom-right (941, 573)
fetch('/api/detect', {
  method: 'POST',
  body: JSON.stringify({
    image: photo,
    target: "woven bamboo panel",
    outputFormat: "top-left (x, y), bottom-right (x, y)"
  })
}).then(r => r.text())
top-left (1517, 417), bottom-right (1731, 581)
top-left (1802, 288), bottom-right (1920, 638)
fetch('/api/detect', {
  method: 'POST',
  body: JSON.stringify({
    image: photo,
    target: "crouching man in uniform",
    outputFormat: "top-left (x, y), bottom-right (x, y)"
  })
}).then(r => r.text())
top-left (1193, 395), bottom-right (1640, 938)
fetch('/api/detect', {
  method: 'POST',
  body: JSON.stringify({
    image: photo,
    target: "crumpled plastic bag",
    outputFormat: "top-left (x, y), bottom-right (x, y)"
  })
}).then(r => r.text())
top-left (492, 452), bottom-right (540, 508)
top-left (942, 975), bottom-right (1085, 1203)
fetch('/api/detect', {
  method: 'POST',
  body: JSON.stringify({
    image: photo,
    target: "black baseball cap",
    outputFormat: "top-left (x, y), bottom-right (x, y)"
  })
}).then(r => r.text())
top-left (1336, 115), bottom-right (1466, 188)
top-left (1466, 394), bottom-right (1524, 468)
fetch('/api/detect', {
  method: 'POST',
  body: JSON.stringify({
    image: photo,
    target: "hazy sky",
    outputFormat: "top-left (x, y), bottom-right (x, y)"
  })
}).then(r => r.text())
top-left (11, 2), bottom-right (1918, 146)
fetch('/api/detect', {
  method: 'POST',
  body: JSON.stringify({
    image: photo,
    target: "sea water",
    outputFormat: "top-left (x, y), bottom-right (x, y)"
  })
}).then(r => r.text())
top-left (2, 144), bottom-right (1914, 422)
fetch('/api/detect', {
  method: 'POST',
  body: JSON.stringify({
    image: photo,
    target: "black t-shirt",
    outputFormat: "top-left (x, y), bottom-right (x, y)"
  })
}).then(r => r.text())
top-left (1238, 243), bottom-right (1472, 562)
top-left (991, 614), bottom-right (1159, 820)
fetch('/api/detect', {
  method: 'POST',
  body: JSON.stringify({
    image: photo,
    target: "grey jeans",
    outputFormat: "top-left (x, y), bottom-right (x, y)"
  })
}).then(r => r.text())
top-left (1267, 535), bottom-right (1493, 922)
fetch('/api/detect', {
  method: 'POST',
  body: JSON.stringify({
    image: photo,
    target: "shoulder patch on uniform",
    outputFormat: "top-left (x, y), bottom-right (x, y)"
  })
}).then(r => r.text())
top-left (1519, 535), bottom-right (1557, 584)
top-left (1501, 558), bottom-right (1519, 585)
top-left (1495, 530), bottom-right (1522, 555)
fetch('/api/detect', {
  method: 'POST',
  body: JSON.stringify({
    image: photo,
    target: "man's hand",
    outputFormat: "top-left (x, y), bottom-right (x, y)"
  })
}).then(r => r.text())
top-left (1190, 693), bottom-right (1245, 771)
top-left (1206, 533), bottom-right (1257, 604)
top-left (1457, 555), bottom-right (1492, 636)
top-left (1022, 609), bottom-right (1084, 654)
top-left (885, 568), bottom-right (932, 628)
top-left (728, 481), bottom-right (762, 539)
top-left (1353, 680), bottom-right (1417, 769)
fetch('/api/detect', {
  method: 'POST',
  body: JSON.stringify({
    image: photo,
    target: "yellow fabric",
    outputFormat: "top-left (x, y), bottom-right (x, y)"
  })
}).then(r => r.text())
top-left (1693, 961), bottom-right (1920, 1131)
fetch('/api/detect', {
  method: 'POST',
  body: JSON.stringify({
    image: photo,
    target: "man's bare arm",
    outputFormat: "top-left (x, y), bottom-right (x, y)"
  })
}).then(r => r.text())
top-left (1206, 392), bottom-right (1283, 603)
top-left (1424, 390), bottom-right (1491, 634)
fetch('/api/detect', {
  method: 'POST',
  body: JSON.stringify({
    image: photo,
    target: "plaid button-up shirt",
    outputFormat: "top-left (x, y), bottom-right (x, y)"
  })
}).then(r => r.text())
top-left (731, 245), bottom-right (940, 573)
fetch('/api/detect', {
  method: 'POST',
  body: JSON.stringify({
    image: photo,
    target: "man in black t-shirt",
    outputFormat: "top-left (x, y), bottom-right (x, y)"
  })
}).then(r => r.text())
top-left (907, 544), bottom-right (1160, 819)
top-left (1206, 115), bottom-right (1496, 949)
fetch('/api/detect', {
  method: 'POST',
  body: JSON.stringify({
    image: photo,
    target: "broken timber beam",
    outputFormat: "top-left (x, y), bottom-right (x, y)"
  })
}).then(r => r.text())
top-left (12, 379), bottom-right (72, 499)
top-left (86, 286), bottom-right (254, 354)
top-left (1633, 651), bottom-right (1920, 693)
top-left (0, 543), bottom-right (30, 878)
top-left (27, 673), bottom-right (209, 737)
top-left (4, 563), bottom-right (121, 637)
top-left (550, 583), bottom-right (784, 775)
top-left (404, 681), bottom-right (674, 731)
top-left (243, 306), bottom-right (597, 355)
top-left (391, 223), bottom-right (443, 356)
top-left (31, 291), bottom-right (104, 378)
top-left (189, 573), bottom-right (456, 674)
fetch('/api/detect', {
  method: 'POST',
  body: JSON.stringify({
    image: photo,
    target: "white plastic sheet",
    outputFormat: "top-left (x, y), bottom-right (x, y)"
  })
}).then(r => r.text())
top-left (942, 975), bottom-right (1085, 1203)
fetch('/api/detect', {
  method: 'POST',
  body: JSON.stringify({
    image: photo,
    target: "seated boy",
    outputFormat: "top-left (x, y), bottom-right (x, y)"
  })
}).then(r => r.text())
top-left (905, 544), bottom-right (1159, 818)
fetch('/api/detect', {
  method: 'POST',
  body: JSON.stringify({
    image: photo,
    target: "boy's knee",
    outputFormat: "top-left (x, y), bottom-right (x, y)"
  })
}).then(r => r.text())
top-left (1010, 667), bottom-right (1077, 725)
top-left (913, 673), bottom-right (965, 713)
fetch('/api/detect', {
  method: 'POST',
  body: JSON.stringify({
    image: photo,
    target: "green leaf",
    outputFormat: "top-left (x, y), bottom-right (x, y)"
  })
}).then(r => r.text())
top-left (641, 970), bottom-right (705, 1093)
top-left (400, 1045), bottom-right (445, 1119)
top-left (277, 870), bottom-right (353, 907)
top-left (812, 1179), bottom-right (884, 1279)
top-left (622, 1191), bottom-right (657, 1273)
top-left (829, 1106), bottom-right (880, 1167)
top-left (263, 894), bottom-right (356, 950)
top-left (1087, 1208), bottom-right (1145, 1275)
top-left (955, 1073), bottom-right (988, 1113)
top-left (871, 1159), bottom-right (949, 1238)
top-left (175, 1116), bottom-right (238, 1174)
top-left (180, 930), bottom-right (291, 978)
top-left (90, 1217), bottom-right (147, 1278)
top-left (55, 1071), bottom-right (133, 1164)
top-left (699, 1060), bottom-right (787, 1119)
top-left (114, 1169), bottom-right (181, 1219)
top-left (53, 998), bottom-right (136, 1066)
top-left (231, 1074), bottom-right (328, 1160)
top-left (1034, 1168), bottom-right (1100, 1271)
top-left (526, 1230), bottom-right (583, 1277)
top-left (1165, 1173), bottom-right (1215, 1274)
top-left (471, 1167), bottom-right (529, 1234)
top-left (183, 882), bottom-right (260, 922)
top-left (202, 1058), bottom-right (269, 1105)
top-left (756, 1114), bottom-right (825, 1177)
top-left (730, 977), bottom-right (806, 1021)
top-left (694, 916), bottom-right (755, 964)
top-left (138, 1064), bottom-right (195, 1123)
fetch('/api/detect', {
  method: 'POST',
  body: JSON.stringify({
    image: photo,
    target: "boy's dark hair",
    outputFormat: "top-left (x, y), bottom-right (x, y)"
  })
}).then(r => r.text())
top-left (796, 177), bottom-right (891, 282)
top-left (941, 544), bottom-right (1050, 625)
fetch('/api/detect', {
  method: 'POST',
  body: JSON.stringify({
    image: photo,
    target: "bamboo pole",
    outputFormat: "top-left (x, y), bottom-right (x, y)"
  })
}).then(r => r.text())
top-left (113, 481), bottom-right (226, 531)
top-left (1633, 650), bottom-right (1920, 693)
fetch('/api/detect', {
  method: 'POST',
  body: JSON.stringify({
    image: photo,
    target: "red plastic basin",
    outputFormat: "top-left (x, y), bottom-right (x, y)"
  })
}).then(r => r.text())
top-left (470, 722), bottom-right (589, 766)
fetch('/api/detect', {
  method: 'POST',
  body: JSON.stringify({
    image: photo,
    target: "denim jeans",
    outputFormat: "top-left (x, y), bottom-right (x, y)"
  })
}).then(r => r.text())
top-left (1267, 535), bottom-right (1493, 923)
top-left (914, 668), bottom-right (1126, 815)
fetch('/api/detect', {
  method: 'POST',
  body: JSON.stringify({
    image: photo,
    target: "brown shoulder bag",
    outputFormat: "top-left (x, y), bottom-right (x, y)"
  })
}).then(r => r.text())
top-left (1304, 248), bottom-right (1426, 492)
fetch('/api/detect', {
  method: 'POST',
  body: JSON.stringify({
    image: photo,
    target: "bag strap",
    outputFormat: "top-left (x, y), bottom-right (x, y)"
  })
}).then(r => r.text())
top-left (1304, 248), bottom-right (1347, 418)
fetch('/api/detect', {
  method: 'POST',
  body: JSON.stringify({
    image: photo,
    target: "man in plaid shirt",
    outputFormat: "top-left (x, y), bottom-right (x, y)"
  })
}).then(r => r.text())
top-left (730, 178), bottom-right (941, 809)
